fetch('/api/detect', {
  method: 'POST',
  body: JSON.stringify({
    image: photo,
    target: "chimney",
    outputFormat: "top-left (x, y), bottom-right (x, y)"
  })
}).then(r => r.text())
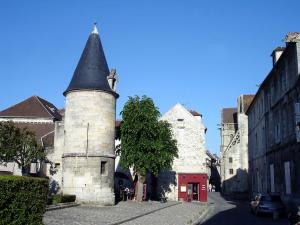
top-left (271, 47), bottom-right (285, 66)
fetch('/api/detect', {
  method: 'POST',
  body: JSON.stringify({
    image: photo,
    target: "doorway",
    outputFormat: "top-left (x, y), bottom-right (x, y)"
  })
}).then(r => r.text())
top-left (188, 183), bottom-right (199, 201)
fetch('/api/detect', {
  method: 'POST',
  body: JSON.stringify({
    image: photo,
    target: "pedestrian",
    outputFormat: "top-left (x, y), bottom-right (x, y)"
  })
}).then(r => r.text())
top-left (209, 183), bottom-right (212, 192)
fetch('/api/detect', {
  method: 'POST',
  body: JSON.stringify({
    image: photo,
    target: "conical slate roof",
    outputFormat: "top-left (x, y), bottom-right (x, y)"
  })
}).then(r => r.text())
top-left (64, 25), bottom-right (117, 97)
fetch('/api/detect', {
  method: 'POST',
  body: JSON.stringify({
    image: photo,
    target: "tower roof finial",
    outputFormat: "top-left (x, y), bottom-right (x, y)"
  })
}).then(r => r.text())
top-left (91, 22), bottom-right (98, 34)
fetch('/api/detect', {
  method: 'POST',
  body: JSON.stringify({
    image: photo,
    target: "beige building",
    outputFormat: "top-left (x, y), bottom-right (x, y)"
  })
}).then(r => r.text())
top-left (158, 103), bottom-right (207, 201)
top-left (220, 95), bottom-right (254, 194)
top-left (54, 24), bottom-right (118, 205)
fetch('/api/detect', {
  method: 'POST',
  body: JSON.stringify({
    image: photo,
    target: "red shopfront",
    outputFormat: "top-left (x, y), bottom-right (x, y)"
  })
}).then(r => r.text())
top-left (178, 173), bottom-right (207, 202)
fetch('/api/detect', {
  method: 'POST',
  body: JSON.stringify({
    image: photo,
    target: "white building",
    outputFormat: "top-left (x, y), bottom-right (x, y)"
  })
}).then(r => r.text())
top-left (158, 103), bottom-right (207, 202)
top-left (220, 95), bottom-right (254, 194)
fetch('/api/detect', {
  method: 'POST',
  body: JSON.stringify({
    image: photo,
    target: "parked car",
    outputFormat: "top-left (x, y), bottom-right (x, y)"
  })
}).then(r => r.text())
top-left (250, 194), bottom-right (285, 216)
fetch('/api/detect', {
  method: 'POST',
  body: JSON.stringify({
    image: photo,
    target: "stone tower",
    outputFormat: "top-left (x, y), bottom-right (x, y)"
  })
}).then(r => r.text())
top-left (62, 24), bottom-right (118, 205)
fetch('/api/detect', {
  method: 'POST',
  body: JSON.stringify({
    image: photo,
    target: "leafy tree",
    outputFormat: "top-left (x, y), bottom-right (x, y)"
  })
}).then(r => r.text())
top-left (120, 96), bottom-right (178, 201)
top-left (0, 122), bottom-right (44, 176)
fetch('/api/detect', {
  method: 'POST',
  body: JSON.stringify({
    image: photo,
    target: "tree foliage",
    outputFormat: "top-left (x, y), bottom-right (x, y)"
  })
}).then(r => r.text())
top-left (0, 122), bottom-right (44, 175)
top-left (120, 96), bottom-right (178, 177)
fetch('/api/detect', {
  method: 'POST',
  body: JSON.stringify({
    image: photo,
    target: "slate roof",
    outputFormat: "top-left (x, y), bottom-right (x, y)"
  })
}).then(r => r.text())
top-left (0, 96), bottom-right (62, 121)
top-left (64, 25), bottom-right (118, 97)
top-left (221, 108), bottom-right (237, 123)
top-left (14, 123), bottom-right (55, 148)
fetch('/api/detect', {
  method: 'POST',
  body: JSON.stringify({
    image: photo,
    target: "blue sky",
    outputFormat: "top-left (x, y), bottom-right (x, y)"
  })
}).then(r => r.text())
top-left (0, 1), bottom-right (299, 154)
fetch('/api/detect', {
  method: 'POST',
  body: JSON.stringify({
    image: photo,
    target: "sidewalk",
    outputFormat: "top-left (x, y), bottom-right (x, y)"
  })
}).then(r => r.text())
top-left (44, 201), bottom-right (208, 225)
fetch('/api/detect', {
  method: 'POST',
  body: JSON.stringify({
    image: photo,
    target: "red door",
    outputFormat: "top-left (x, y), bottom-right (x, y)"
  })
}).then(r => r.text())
top-left (178, 173), bottom-right (207, 202)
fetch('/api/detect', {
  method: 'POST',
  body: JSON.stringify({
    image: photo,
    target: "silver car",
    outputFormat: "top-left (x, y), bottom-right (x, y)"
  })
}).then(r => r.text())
top-left (251, 194), bottom-right (285, 216)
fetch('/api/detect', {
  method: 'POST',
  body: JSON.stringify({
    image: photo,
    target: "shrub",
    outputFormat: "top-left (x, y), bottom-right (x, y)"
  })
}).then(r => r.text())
top-left (51, 194), bottom-right (76, 204)
top-left (61, 195), bottom-right (76, 203)
top-left (47, 196), bottom-right (53, 205)
top-left (0, 175), bottom-right (48, 225)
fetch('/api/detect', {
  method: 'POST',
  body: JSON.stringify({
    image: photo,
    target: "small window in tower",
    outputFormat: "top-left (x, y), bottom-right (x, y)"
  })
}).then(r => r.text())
top-left (229, 157), bottom-right (233, 163)
top-left (101, 161), bottom-right (107, 175)
top-left (229, 169), bottom-right (234, 174)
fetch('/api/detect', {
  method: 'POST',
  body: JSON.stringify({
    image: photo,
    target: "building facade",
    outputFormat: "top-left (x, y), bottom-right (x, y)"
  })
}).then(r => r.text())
top-left (158, 103), bottom-right (207, 202)
top-left (205, 150), bottom-right (221, 192)
top-left (0, 95), bottom-right (62, 176)
top-left (220, 95), bottom-right (254, 194)
top-left (247, 33), bottom-right (300, 206)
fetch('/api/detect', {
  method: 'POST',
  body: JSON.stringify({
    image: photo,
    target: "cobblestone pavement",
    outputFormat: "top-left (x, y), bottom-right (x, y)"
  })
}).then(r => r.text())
top-left (122, 202), bottom-right (206, 225)
top-left (200, 192), bottom-right (288, 225)
top-left (44, 200), bottom-right (206, 225)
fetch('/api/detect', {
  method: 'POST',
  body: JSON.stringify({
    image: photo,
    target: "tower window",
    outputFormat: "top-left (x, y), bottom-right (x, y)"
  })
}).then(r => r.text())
top-left (229, 169), bottom-right (234, 174)
top-left (229, 157), bottom-right (233, 163)
top-left (101, 161), bottom-right (107, 175)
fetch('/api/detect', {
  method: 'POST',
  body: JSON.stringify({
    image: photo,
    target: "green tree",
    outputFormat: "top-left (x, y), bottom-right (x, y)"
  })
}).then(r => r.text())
top-left (120, 96), bottom-right (178, 201)
top-left (0, 122), bottom-right (44, 176)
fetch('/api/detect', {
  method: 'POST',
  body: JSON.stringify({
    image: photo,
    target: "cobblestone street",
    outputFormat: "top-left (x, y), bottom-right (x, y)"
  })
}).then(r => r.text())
top-left (201, 193), bottom-right (288, 225)
top-left (44, 201), bottom-right (207, 225)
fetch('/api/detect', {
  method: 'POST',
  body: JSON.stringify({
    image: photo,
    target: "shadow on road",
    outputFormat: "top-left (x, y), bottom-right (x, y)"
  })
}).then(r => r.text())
top-left (200, 193), bottom-right (288, 225)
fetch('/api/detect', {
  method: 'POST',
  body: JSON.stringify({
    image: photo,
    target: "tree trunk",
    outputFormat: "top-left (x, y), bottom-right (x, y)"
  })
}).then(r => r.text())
top-left (150, 172), bottom-right (158, 201)
top-left (21, 165), bottom-right (30, 176)
top-left (136, 173), bottom-right (145, 202)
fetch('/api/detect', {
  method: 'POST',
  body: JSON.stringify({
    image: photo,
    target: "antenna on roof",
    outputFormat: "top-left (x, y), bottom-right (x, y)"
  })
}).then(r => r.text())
top-left (91, 22), bottom-right (99, 34)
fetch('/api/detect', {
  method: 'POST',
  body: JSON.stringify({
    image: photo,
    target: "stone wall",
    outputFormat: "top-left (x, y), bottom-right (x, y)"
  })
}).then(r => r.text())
top-left (158, 103), bottom-right (207, 201)
top-left (62, 90), bottom-right (116, 205)
top-left (46, 121), bottom-right (64, 194)
top-left (221, 96), bottom-right (251, 194)
top-left (247, 41), bottom-right (300, 207)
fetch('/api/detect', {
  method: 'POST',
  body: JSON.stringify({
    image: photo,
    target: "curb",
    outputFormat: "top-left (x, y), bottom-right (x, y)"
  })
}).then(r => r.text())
top-left (46, 202), bottom-right (80, 211)
top-left (109, 202), bottom-right (181, 225)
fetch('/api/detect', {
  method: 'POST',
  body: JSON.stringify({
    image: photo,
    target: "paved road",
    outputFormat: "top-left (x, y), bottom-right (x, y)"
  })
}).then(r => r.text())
top-left (201, 192), bottom-right (288, 225)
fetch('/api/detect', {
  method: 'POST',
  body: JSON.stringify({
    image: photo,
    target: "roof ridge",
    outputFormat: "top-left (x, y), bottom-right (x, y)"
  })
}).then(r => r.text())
top-left (34, 96), bottom-right (55, 119)
top-left (0, 96), bottom-right (34, 113)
